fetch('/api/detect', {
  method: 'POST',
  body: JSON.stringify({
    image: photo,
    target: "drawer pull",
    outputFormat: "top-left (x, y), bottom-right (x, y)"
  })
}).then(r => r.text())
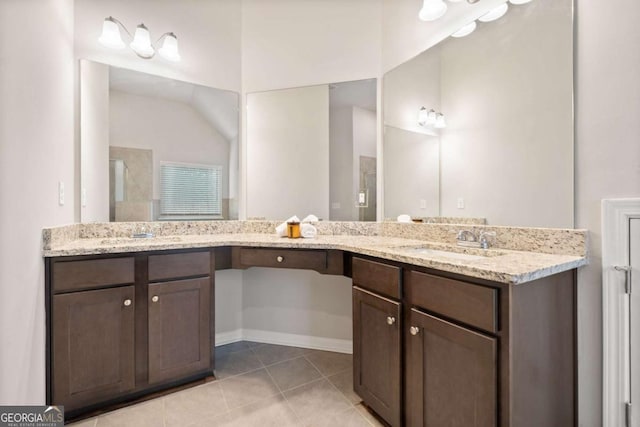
top-left (276, 256), bottom-right (284, 263)
top-left (410, 326), bottom-right (420, 336)
top-left (151, 295), bottom-right (159, 303)
top-left (387, 316), bottom-right (396, 325)
top-left (123, 299), bottom-right (132, 307)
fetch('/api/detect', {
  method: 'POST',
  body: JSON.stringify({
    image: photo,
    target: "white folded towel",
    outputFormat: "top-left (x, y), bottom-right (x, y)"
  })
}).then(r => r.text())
top-left (276, 215), bottom-right (300, 237)
top-left (302, 214), bottom-right (319, 223)
top-left (301, 223), bottom-right (317, 238)
top-left (397, 214), bottom-right (412, 223)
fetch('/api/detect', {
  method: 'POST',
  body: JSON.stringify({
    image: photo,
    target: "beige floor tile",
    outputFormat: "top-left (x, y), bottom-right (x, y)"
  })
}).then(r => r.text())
top-left (305, 350), bottom-right (352, 377)
top-left (215, 348), bottom-right (263, 379)
top-left (354, 403), bottom-right (388, 427)
top-left (164, 382), bottom-right (229, 427)
top-left (65, 418), bottom-right (96, 427)
top-left (283, 378), bottom-right (351, 423)
top-left (266, 356), bottom-right (322, 392)
top-left (327, 368), bottom-right (362, 404)
top-left (302, 407), bottom-right (372, 427)
top-left (196, 395), bottom-right (299, 427)
top-left (215, 341), bottom-right (253, 357)
top-left (219, 368), bottom-right (280, 410)
top-left (252, 343), bottom-right (309, 366)
top-left (95, 399), bottom-right (164, 427)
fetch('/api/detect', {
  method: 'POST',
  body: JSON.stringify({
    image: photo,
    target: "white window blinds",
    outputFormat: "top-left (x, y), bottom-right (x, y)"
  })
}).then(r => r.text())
top-left (160, 162), bottom-right (222, 218)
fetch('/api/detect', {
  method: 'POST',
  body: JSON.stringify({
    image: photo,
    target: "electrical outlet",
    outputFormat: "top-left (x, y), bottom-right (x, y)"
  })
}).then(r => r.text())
top-left (457, 197), bottom-right (465, 209)
top-left (58, 181), bottom-right (65, 206)
top-left (420, 199), bottom-right (427, 209)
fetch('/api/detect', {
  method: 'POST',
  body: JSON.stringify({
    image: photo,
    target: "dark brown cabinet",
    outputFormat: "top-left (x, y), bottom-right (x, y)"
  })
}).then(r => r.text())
top-left (353, 286), bottom-right (402, 427)
top-left (406, 308), bottom-right (497, 427)
top-left (52, 286), bottom-right (135, 411)
top-left (148, 278), bottom-right (211, 384)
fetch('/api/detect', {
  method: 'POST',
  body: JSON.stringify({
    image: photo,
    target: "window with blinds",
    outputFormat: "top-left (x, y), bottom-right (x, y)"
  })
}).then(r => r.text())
top-left (160, 162), bottom-right (222, 219)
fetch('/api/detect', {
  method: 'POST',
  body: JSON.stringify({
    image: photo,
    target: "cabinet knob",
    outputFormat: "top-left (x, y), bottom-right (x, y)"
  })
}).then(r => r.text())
top-left (410, 326), bottom-right (420, 336)
top-left (123, 299), bottom-right (132, 307)
top-left (151, 295), bottom-right (159, 303)
top-left (386, 316), bottom-right (396, 325)
top-left (276, 256), bottom-right (284, 263)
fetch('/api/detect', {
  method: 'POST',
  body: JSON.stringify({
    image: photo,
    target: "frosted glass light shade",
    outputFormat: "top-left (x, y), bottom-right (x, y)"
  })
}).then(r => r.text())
top-left (418, 107), bottom-right (429, 126)
top-left (419, 0), bottom-right (448, 22)
top-left (158, 33), bottom-right (181, 62)
top-left (435, 113), bottom-right (446, 129)
top-left (130, 24), bottom-right (155, 58)
top-left (479, 3), bottom-right (509, 22)
top-left (509, 0), bottom-right (532, 4)
top-left (98, 17), bottom-right (125, 49)
top-left (452, 21), bottom-right (477, 38)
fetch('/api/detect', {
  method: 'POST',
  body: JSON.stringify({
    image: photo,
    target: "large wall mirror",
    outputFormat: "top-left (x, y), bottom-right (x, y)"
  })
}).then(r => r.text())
top-left (246, 79), bottom-right (377, 221)
top-left (384, 0), bottom-right (573, 227)
top-left (80, 60), bottom-right (239, 223)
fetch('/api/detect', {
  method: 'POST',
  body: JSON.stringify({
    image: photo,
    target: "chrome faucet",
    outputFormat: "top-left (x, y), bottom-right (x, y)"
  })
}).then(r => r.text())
top-left (455, 229), bottom-right (496, 249)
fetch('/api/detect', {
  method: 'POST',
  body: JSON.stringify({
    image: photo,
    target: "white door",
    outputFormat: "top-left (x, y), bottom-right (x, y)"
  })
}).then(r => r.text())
top-left (631, 218), bottom-right (640, 427)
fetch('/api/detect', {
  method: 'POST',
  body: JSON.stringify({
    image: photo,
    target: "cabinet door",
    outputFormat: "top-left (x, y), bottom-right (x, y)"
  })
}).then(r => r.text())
top-left (407, 308), bottom-right (497, 427)
top-left (52, 286), bottom-right (135, 411)
top-left (353, 286), bottom-right (402, 427)
top-left (148, 277), bottom-right (211, 384)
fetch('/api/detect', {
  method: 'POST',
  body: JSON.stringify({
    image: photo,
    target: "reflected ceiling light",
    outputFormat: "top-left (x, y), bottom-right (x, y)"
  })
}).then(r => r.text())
top-left (509, 0), bottom-right (532, 4)
top-left (419, 0), bottom-right (448, 22)
top-left (435, 113), bottom-right (447, 129)
top-left (99, 16), bottom-right (180, 62)
top-left (479, 3), bottom-right (509, 22)
top-left (418, 107), bottom-right (443, 128)
top-left (451, 21), bottom-right (477, 38)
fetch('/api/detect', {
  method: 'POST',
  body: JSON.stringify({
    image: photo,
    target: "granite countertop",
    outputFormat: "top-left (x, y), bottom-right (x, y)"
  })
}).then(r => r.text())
top-left (42, 231), bottom-right (587, 285)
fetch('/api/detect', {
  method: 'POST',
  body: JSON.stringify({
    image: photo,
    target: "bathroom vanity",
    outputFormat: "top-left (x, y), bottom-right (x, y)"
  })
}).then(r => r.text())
top-left (43, 222), bottom-right (586, 426)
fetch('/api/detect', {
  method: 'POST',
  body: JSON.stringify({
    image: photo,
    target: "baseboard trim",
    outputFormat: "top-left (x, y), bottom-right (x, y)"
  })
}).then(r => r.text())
top-left (215, 329), bottom-right (352, 354)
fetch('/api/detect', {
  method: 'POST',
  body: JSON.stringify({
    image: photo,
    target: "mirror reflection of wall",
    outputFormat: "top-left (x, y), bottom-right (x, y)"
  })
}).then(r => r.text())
top-left (246, 79), bottom-right (377, 221)
top-left (383, 0), bottom-right (573, 228)
top-left (80, 60), bottom-right (240, 223)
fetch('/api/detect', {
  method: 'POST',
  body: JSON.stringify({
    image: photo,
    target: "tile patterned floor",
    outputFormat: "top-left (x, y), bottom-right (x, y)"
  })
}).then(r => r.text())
top-left (67, 341), bottom-right (387, 427)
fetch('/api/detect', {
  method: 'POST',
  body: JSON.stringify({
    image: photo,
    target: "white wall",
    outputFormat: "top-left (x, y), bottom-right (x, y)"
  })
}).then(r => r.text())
top-left (0, 0), bottom-right (75, 404)
top-left (80, 60), bottom-right (110, 222)
top-left (246, 85), bottom-right (330, 220)
top-left (109, 90), bottom-right (231, 201)
top-left (575, 0), bottom-right (640, 424)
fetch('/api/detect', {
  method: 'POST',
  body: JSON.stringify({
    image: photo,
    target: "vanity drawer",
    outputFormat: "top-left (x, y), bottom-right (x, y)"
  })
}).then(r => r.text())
top-left (148, 251), bottom-right (211, 282)
top-left (235, 247), bottom-right (328, 271)
top-left (406, 271), bottom-right (498, 333)
top-left (53, 257), bottom-right (135, 292)
top-left (352, 257), bottom-right (401, 299)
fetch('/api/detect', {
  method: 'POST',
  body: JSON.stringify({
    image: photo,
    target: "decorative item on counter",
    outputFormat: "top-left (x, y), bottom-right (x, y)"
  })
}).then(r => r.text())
top-left (287, 221), bottom-right (301, 238)
top-left (276, 215), bottom-right (300, 237)
top-left (412, 218), bottom-right (424, 223)
top-left (302, 214), bottom-right (319, 223)
top-left (397, 214), bottom-right (412, 223)
top-left (301, 223), bottom-right (317, 238)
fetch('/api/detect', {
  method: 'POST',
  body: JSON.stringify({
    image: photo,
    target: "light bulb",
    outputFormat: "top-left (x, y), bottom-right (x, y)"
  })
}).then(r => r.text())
top-left (98, 17), bottom-right (125, 49)
top-left (509, 0), bottom-right (532, 4)
top-left (419, 0), bottom-right (448, 22)
top-left (451, 21), bottom-right (477, 38)
top-left (479, 3), bottom-right (509, 22)
top-left (130, 23), bottom-right (155, 58)
top-left (158, 33), bottom-right (181, 62)
top-left (435, 113), bottom-right (446, 129)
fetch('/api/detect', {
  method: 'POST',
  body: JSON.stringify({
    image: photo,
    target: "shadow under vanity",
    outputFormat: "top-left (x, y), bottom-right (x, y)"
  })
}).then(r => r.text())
top-left (44, 222), bottom-right (586, 426)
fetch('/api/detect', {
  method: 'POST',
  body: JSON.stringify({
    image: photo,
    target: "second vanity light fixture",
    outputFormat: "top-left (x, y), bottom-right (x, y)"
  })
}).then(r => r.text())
top-left (99, 16), bottom-right (181, 62)
top-left (420, 0), bottom-right (532, 23)
top-left (418, 107), bottom-right (446, 129)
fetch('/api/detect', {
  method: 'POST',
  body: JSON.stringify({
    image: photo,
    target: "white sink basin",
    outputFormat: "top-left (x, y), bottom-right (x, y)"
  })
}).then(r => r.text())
top-left (392, 245), bottom-right (506, 261)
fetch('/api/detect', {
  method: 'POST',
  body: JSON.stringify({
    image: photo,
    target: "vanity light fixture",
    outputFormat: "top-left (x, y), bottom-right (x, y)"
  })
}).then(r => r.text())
top-left (418, 107), bottom-right (445, 128)
top-left (451, 21), bottom-right (477, 37)
top-left (478, 3), bottom-right (509, 22)
top-left (99, 16), bottom-right (181, 62)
